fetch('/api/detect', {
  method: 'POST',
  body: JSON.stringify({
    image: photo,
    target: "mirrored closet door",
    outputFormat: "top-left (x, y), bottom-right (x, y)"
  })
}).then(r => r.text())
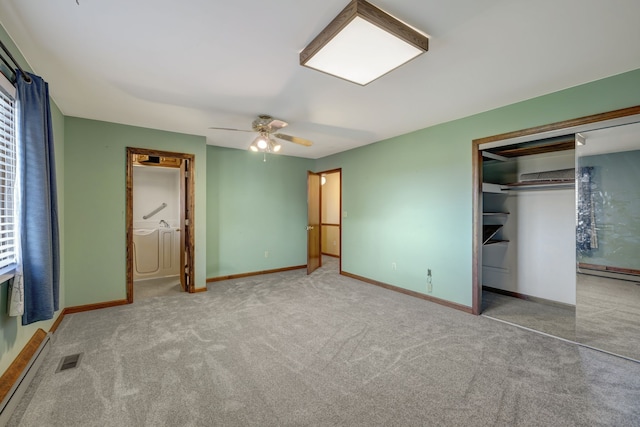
top-left (477, 112), bottom-right (640, 362)
top-left (575, 122), bottom-right (640, 361)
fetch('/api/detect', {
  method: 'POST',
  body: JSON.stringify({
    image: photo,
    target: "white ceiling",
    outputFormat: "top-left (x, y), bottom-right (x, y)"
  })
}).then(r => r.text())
top-left (1, 0), bottom-right (639, 159)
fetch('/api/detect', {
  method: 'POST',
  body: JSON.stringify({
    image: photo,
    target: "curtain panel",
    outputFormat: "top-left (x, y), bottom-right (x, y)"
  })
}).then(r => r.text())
top-left (15, 70), bottom-right (60, 325)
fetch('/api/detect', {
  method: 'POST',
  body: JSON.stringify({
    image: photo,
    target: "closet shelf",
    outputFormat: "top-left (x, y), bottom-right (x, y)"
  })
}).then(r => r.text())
top-left (483, 225), bottom-right (504, 245)
top-left (502, 180), bottom-right (574, 190)
top-left (484, 239), bottom-right (509, 246)
top-left (483, 212), bottom-right (509, 216)
top-left (482, 182), bottom-right (505, 193)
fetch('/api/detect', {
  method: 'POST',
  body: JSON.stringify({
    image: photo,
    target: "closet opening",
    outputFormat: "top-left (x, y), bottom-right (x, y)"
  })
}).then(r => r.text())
top-left (472, 105), bottom-right (640, 362)
top-left (479, 135), bottom-right (577, 340)
top-left (126, 148), bottom-right (196, 302)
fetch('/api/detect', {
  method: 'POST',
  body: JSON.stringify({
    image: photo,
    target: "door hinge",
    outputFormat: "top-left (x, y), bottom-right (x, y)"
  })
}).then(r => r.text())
top-left (185, 171), bottom-right (190, 178)
top-left (185, 219), bottom-right (189, 226)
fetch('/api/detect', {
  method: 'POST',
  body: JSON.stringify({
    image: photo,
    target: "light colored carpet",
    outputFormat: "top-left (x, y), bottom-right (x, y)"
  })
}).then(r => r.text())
top-left (9, 258), bottom-right (640, 426)
top-left (482, 273), bottom-right (640, 362)
top-left (481, 291), bottom-right (576, 341)
top-left (576, 273), bottom-right (640, 361)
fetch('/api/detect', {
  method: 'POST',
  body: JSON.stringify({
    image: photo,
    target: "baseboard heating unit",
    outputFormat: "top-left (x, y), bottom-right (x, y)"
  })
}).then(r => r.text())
top-left (0, 330), bottom-right (51, 426)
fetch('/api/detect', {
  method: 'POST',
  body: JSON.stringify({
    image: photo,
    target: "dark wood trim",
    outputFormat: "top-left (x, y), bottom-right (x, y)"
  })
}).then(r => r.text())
top-left (471, 104), bottom-right (640, 316)
top-left (339, 169), bottom-right (342, 273)
top-left (341, 271), bottom-right (473, 314)
top-left (472, 135), bottom-right (482, 315)
top-left (126, 147), bottom-right (196, 301)
top-left (49, 311), bottom-right (66, 333)
top-left (193, 287), bottom-right (207, 293)
top-left (64, 299), bottom-right (128, 315)
top-left (578, 263), bottom-right (640, 276)
top-left (318, 168), bottom-right (342, 175)
top-left (206, 265), bottom-right (307, 283)
top-left (483, 286), bottom-right (574, 309)
top-left (300, 0), bottom-right (429, 66)
top-left (186, 156), bottom-right (196, 293)
top-left (489, 139), bottom-right (575, 158)
top-left (321, 223), bottom-right (340, 227)
top-left (126, 148), bottom-right (134, 303)
top-left (126, 147), bottom-right (195, 160)
top-left (0, 328), bottom-right (47, 404)
top-left (474, 105), bottom-right (640, 146)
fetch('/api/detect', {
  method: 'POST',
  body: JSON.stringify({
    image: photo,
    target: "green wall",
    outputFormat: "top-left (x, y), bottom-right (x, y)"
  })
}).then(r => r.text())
top-left (64, 118), bottom-right (207, 306)
top-left (316, 68), bottom-right (640, 307)
top-left (579, 150), bottom-right (640, 270)
top-left (207, 146), bottom-right (313, 277)
top-left (3, 13), bottom-right (640, 373)
top-left (0, 27), bottom-right (65, 373)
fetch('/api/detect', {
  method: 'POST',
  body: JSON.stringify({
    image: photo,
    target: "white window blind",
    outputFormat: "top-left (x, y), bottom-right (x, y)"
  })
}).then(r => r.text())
top-left (0, 75), bottom-right (16, 270)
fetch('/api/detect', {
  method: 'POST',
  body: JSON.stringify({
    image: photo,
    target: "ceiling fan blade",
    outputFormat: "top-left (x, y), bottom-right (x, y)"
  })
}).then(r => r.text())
top-left (268, 119), bottom-right (288, 130)
top-left (208, 127), bottom-right (253, 133)
top-left (274, 133), bottom-right (313, 147)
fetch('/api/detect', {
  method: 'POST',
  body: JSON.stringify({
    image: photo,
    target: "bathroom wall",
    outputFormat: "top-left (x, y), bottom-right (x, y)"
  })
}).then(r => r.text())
top-left (133, 165), bottom-right (180, 228)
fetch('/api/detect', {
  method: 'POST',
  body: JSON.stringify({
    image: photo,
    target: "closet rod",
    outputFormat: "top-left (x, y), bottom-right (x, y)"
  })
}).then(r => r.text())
top-left (0, 39), bottom-right (32, 83)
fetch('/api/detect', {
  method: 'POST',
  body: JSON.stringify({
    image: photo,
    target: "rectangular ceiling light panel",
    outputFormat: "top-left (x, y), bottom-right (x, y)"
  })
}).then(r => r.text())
top-left (300, 0), bottom-right (429, 85)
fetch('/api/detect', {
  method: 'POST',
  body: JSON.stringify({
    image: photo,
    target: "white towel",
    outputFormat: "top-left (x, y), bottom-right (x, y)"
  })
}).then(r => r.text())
top-left (8, 268), bottom-right (24, 316)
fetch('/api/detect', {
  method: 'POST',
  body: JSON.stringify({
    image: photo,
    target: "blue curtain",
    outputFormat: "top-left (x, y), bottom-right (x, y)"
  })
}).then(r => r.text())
top-left (16, 70), bottom-right (60, 325)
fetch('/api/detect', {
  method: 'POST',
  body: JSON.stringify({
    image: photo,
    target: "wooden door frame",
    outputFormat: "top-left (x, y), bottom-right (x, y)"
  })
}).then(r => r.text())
top-left (307, 171), bottom-right (322, 274)
top-left (126, 147), bottom-right (196, 303)
top-left (471, 106), bottom-right (640, 315)
top-left (318, 168), bottom-right (342, 273)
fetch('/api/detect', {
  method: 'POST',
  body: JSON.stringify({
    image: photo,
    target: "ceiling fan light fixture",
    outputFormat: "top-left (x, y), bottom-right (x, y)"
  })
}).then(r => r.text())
top-left (248, 132), bottom-right (284, 154)
top-left (300, 0), bottom-right (429, 85)
top-left (256, 136), bottom-right (268, 150)
top-left (268, 135), bottom-right (282, 152)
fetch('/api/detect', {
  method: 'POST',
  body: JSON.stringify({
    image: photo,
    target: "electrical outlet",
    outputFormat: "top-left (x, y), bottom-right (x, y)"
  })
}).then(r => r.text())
top-left (264, 251), bottom-right (269, 258)
top-left (427, 269), bottom-right (433, 293)
top-left (392, 262), bottom-right (397, 270)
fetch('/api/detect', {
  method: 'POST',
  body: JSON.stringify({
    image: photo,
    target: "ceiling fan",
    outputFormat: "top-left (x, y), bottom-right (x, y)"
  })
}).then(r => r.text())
top-left (209, 114), bottom-right (313, 153)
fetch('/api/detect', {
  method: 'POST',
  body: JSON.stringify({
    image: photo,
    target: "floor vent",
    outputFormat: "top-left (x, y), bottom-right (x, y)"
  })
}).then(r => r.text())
top-left (56, 353), bottom-right (83, 373)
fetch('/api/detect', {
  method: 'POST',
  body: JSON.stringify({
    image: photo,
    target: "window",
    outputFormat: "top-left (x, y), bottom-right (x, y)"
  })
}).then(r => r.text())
top-left (0, 72), bottom-right (16, 271)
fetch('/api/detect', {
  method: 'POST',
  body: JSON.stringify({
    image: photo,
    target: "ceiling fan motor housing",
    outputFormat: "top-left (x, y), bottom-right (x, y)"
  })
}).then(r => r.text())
top-left (252, 114), bottom-right (288, 133)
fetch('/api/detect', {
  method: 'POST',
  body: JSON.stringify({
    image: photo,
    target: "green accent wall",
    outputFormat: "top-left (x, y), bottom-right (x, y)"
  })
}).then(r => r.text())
top-left (0, 26), bottom-right (65, 373)
top-left (578, 150), bottom-right (640, 270)
top-left (207, 146), bottom-right (313, 277)
top-left (2, 10), bottom-right (640, 373)
top-left (64, 118), bottom-right (207, 306)
top-left (316, 68), bottom-right (640, 307)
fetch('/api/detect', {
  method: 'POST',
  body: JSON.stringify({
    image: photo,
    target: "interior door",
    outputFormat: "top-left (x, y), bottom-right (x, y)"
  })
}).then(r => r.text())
top-left (179, 159), bottom-right (191, 291)
top-left (307, 171), bottom-right (321, 274)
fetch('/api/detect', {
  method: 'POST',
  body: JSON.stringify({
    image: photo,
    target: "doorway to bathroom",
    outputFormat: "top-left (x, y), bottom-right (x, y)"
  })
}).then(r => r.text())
top-left (125, 148), bottom-right (195, 302)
